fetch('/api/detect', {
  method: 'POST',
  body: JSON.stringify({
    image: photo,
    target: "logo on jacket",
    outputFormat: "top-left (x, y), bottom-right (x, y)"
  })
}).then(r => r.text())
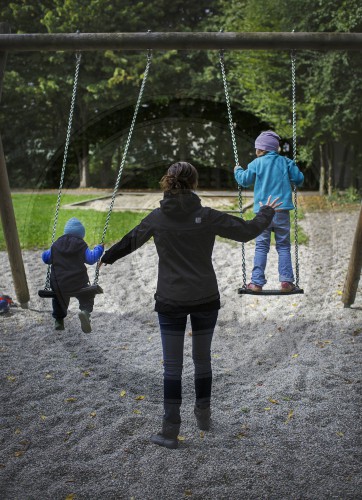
top-left (195, 217), bottom-right (202, 224)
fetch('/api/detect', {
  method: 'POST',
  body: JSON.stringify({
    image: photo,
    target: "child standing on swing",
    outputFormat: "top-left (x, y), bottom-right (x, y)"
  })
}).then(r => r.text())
top-left (42, 217), bottom-right (104, 332)
top-left (234, 130), bottom-right (304, 292)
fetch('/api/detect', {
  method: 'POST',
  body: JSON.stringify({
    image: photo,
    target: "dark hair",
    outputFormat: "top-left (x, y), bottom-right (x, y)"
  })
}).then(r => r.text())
top-left (160, 162), bottom-right (198, 192)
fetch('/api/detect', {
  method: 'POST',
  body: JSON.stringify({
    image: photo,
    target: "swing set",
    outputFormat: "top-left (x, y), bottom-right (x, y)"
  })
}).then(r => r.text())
top-left (0, 29), bottom-right (361, 307)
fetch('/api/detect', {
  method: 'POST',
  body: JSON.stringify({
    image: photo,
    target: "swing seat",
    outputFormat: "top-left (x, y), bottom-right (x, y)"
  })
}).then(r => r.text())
top-left (38, 284), bottom-right (104, 299)
top-left (238, 286), bottom-right (304, 296)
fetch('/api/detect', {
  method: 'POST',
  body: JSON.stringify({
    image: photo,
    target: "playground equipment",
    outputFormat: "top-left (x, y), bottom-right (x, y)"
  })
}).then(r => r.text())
top-left (0, 26), bottom-right (361, 306)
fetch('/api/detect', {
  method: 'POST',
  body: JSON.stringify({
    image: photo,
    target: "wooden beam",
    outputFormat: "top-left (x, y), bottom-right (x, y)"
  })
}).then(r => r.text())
top-left (342, 204), bottom-right (362, 308)
top-left (0, 32), bottom-right (361, 52)
top-left (0, 22), bottom-right (30, 307)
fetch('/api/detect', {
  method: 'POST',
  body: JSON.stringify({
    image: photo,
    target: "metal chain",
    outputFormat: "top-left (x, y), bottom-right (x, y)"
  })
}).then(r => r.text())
top-left (291, 49), bottom-right (300, 288)
top-left (93, 49), bottom-right (153, 285)
top-left (45, 51), bottom-right (82, 290)
top-left (219, 49), bottom-right (246, 288)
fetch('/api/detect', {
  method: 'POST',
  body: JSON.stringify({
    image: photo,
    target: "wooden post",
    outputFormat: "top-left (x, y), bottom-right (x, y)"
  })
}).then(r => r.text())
top-left (342, 203), bottom-right (362, 307)
top-left (0, 22), bottom-right (30, 307)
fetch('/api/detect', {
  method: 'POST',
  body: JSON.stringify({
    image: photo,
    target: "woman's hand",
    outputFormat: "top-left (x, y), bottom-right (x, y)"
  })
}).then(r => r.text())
top-left (259, 196), bottom-right (283, 210)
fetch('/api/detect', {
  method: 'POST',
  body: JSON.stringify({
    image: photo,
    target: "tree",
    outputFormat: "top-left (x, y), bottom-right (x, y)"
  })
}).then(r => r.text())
top-left (0, 0), bottom-right (220, 187)
top-left (213, 0), bottom-right (362, 192)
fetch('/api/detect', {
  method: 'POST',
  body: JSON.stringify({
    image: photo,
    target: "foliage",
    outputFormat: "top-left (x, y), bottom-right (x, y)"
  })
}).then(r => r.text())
top-left (212, 0), bottom-right (362, 189)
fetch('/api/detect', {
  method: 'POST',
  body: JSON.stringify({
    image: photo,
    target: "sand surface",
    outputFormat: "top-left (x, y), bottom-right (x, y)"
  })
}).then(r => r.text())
top-left (0, 207), bottom-right (361, 499)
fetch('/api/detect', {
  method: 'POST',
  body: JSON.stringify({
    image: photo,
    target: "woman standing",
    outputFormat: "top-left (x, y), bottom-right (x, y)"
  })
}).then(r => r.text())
top-left (101, 161), bottom-right (280, 449)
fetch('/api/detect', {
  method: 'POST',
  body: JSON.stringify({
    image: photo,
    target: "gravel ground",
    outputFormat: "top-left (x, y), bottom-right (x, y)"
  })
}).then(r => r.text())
top-left (0, 207), bottom-right (361, 500)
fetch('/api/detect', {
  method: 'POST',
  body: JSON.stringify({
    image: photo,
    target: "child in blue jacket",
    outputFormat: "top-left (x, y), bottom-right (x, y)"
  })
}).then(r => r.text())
top-left (42, 217), bottom-right (104, 331)
top-left (234, 130), bottom-right (304, 292)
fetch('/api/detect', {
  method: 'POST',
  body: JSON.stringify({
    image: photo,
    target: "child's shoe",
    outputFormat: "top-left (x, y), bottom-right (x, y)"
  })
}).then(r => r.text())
top-left (280, 282), bottom-right (296, 292)
top-left (54, 318), bottom-right (64, 330)
top-left (78, 310), bottom-right (91, 333)
top-left (247, 282), bottom-right (263, 292)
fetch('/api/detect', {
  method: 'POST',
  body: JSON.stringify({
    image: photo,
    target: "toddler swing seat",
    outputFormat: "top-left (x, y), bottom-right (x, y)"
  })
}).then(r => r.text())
top-left (38, 284), bottom-right (103, 299)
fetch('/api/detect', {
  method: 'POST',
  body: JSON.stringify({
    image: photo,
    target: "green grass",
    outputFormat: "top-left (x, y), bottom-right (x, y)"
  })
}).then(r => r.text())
top-left (0, 194), bottom-right (147, 250)
top-left (0, 193), bottom-right (309, 251)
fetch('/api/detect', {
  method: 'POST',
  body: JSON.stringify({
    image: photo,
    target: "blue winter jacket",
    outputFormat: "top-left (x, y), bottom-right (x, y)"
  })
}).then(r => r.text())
top-left (234, 152), bottom-right (304, 213)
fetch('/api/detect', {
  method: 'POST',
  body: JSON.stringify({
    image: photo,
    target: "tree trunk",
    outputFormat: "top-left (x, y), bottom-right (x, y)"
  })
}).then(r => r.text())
top-left (337, 144), bottom-right (350, 189)
top-left (78, 137), bottom-right (90, 188)
top-left (178, 122), bottom-right (187, 161)
top-left (327, 142), bottom-right (334, 197)
top-left (99, 147), bottom-right (115, 188)
top-left (319, 143), bottom-right (326, 195)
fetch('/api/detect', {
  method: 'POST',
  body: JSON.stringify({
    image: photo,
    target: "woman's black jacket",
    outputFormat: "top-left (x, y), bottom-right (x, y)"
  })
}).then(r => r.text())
top-left (101, 191), bottom-right (275, 309)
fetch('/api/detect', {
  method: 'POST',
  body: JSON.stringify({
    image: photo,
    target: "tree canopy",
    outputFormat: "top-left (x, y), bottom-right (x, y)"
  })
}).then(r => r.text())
top-left (1, 0), bottom-right (361, 191)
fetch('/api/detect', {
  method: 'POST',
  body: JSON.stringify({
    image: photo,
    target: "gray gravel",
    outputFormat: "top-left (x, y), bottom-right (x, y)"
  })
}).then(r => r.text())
top-left (0, 208), bottom-right (361, 500)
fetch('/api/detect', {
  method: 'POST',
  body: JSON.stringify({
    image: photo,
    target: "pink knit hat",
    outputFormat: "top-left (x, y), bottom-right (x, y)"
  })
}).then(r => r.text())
top-left (255, 131), bottom-right (281, 152)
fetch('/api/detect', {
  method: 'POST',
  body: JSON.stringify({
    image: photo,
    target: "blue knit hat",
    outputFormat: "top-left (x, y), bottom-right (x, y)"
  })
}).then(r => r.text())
top-left (255, 130), bottom-right (280, 152)
top-left (64, 217), bottom-right (85, 238)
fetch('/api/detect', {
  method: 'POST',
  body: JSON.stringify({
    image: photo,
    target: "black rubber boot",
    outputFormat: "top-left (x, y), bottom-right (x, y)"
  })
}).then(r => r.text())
top-left (194, 405), bottom-right (211, 431)
top-left (150, 418), bottom-right (180, 449)
top-left (78, 310), bottom-right (91, 333)
top-left (54, 318), bottom-right (64, 331)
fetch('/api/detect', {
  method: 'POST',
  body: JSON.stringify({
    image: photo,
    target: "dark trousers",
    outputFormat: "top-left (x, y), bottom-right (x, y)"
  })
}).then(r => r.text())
top-left (158, 310), bottom-right (218, 423)
top-left (52, 292), bottom-right (94, 320)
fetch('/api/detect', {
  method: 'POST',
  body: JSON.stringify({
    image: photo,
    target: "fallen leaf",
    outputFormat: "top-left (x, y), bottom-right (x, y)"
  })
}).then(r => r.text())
top-left (282, 396), bottom-right (291, 401)
top-left (177, 435), bottom-right (185, 441)
top-left (285, 409), bottom-right (294, 424)
top-left (212, 354), bottom-right (220, 359)
top-left (90, 412), bottom-right (96, 418)
top-left (240, 407), bottom-right (250, 413)
top-left (264, 407), bottom-right (271, 411)
top-left (82, 371), bottom-right (90, 377)
top-left (200, 431), bottom-right (204, 439)
top-left (65, 397), bottom-right (77, 403)
top-left (133, 409), bottom-right (141, 414)
top-left (6, 375), bottom-right (16, 382)
top-left (236, 432), bottom-right (247, 439)
top-left (336, 431), bottom-right (344, 437)
top-left (135, 395), bottom-right (145, 401)
top-left (120, 390), bottom-right (126, 397)
top-left (40, 415), bottom-right (47, 421)
top-left (188, 331), bottom-right (192, 337)
top-left (45, 373), bottom-right (53, 380)
top-left (184, 490), bottom-right (192, 496)
top-left (14, 451), bottom-right (24, 457)
top-left (14, 428), bottom-right (21, 435)
top-left (291, 354), bottom-right (299, 358)
top-left (65, 494), bottom-right (75, 500)
top-left (336, 290), bottom-right (343, 295)
top-left (268, 398), bottom-right (279, 404)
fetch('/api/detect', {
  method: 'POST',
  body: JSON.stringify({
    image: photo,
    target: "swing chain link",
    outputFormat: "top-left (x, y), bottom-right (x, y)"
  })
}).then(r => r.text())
top-left (93, 49), bottom-right (153, 285)
top-left (45, 51), bottom-right (82, 290)
top-left (219, 49), bottom-right (246, 288)
top-left (291, 49), bottom-right (300, 288)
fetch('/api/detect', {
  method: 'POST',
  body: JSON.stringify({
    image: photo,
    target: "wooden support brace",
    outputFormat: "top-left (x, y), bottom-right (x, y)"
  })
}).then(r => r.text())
top-left (342, 204), bottom-right (362, 308)
top-left (0, 22), bottom-right (30, 307)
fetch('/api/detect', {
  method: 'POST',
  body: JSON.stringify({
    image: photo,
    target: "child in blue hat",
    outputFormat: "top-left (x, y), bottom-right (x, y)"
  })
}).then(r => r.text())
top-left (42, 217), bottom-right (104, 331)
top-left (234, 131), bottom-right (304, 292)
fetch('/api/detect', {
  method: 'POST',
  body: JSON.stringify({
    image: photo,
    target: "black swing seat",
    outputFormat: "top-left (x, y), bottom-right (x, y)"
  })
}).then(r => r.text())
top-left (238, 286), bottom-right (304, 296)
top-left (38, 284), bottom-right (104, 299)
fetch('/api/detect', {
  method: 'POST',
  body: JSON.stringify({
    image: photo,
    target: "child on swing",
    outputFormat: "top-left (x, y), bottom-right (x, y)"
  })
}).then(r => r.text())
top-left (234, 130), bottom-right (304, 292)
top-left (42, 217), bottom-right (104, 332)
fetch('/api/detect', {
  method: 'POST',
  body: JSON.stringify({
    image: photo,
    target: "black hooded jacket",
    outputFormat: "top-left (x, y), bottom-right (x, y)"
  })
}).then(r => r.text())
top-left (101, 191), bottom-right (275, 311)
top-left (50, 234), bottom-right (89, 294)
